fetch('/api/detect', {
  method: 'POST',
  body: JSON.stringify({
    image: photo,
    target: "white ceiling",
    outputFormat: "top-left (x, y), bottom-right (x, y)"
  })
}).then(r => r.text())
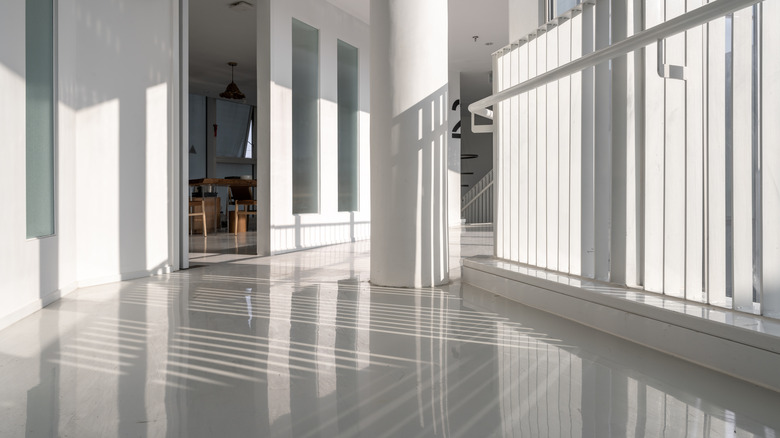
top-left (188, 0), bottom-right (508, 106)
top-left (448, 0), bottom-right (508, 75)
top-left (189, 0), bottom-right (258, 104)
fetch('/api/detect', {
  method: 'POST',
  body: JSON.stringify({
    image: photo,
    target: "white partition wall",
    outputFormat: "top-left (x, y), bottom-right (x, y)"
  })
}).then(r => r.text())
top-left (268, 0), bottom-right (371, 254)
top-left (0, 0), bottom-right (180, 329)
top-left (491, 0), bottom-right (780, 319)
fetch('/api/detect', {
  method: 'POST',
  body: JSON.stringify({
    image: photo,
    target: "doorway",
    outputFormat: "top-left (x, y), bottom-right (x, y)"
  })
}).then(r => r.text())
top-left (181, 0), bottom-right (263, 267)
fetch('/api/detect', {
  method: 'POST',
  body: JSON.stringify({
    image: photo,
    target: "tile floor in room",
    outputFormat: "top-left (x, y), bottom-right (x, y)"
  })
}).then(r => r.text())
top-left (1, 226), bottom-right (779, 437)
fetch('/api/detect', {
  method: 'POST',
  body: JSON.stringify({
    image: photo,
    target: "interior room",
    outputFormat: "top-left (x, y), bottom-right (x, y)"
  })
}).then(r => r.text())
top-left (186, 0), bottom-right (259, 258)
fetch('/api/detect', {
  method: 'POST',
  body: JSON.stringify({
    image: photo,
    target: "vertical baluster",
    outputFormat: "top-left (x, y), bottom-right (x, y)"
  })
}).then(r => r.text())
top-left (559, 17), bottom-right (572, 275)
top-left (570, 9), bottom-right (584, 277)
top-left (506, 46), bottom-right (517, 262)
top-left (686, 0), bottom-right (706, 302)
top-left (537, 30), bottom-right (549, 268)
top-left (594, 0), bottom-right (611, 282)
top-left (518, 40), bottom-right (530, 265)
top-left (547, 24), bottom-right (560, 272)
top-left (732, 6), bottom-right (755, 312)
top-left (644, 0), bottom-right (666, 292)
top-left (707, 12), bottom-right (728, 307)
top-left (762, 1), bottom-right (780, 318)
top-left (580, 3), bottom-right (595, 279)
top-left (611, 0), bottom-right (629, 285)
top-left (495, 52), bottom-right (505, 258)
top-left (663, 0), bottom-right (687, 298)
top-left (528, 35), bottom-right (539, 266)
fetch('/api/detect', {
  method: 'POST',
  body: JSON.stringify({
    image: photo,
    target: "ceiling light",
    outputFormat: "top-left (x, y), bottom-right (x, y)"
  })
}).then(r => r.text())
top-left (219, 62), bottom-right (246, 100)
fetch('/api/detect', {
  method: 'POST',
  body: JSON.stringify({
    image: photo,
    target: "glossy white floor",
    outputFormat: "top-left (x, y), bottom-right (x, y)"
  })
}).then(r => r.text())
top-left (1, 226), bottom-right (779, 437)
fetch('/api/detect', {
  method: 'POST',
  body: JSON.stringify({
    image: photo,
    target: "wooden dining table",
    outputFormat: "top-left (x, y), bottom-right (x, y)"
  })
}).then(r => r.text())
top-left (189, 178), bottom-right (257, 232)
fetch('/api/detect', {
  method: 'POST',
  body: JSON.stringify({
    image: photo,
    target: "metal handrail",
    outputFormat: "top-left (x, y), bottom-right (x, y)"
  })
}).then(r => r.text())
top-left (468, 0), bottom-right (764, 119)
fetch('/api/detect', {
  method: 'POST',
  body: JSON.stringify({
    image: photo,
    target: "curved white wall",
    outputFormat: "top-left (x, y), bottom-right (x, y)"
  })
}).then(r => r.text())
top-left (0, 0), bottom-right (178, 329)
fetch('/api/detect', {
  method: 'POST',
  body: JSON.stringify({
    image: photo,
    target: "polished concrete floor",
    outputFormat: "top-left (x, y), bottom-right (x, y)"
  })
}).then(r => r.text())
top-left (1, 226), bottom-right (779, 437)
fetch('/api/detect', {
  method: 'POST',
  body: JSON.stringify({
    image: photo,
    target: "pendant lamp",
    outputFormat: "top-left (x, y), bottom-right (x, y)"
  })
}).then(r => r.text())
top-left (219, 62), bottom-right (246, 100)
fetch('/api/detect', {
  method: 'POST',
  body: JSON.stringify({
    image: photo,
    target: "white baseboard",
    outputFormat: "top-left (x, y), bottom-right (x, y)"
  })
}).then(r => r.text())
top-left (0, 282), bottom-right (79, 332)
top-left (0, 265), bottom-right (175, 332)
top-left (76, 265), bottom-right (173, 289)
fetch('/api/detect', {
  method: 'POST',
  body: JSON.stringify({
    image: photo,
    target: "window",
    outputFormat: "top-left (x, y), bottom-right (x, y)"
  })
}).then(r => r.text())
top-left (244, 119), bottom-right (253, 159)
top-left (26, 0), bottom-right (55, 238)
top-left (216, 99), bottom-right (253, 159)
top-left (292, 19), bottom-right (320, 214)
top-left (337, 40), bottom-right (359, 212)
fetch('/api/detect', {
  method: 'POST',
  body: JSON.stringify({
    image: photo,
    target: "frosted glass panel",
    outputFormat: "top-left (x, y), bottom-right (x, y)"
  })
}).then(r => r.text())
top-left (26, 0), bottom-right (55, 238)
top-left (337, 40), bottom-right (358, 212)
top-left (292, 19), bottom-right (319, 214)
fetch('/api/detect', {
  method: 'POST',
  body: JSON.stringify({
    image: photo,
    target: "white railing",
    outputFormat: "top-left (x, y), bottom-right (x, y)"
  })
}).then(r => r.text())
top-left (469, 0), bottom-right (763, 117)
top-left (461, 169), bottom-right (493, 224)
top-left (473, 0), bottom-right (780, 319)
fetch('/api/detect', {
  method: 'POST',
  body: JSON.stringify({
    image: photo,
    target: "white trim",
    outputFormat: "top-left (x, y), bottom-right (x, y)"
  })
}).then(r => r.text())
top-left (76, 265), bottom-right (174, 290)
top-left (0, 283), bottom-right (79, 332)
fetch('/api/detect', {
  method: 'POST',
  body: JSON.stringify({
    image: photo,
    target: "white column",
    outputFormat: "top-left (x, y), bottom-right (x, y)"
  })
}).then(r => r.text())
top-left (370, 0), bottom-right (449, 287)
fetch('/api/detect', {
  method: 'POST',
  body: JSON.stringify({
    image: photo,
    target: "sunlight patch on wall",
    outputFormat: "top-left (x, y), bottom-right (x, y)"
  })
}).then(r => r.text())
top-left (145, 83), bottom-right (169, 270)
top-left (76, 98), bottom-right (120, 280)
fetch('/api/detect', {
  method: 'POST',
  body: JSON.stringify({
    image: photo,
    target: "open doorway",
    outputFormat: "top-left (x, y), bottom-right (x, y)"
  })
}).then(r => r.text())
top-left (184, 0), bottom-right (259, 266)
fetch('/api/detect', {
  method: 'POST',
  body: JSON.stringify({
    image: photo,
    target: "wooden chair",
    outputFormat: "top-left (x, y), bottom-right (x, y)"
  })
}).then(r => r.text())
top-left (189, 198), bottom-right (207, 236)
top-left (228, 185), bottom-right (257, 235)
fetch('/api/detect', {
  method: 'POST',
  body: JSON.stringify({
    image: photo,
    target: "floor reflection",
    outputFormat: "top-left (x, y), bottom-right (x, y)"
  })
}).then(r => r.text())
top-left (1, 226), bottom-right (778, 437)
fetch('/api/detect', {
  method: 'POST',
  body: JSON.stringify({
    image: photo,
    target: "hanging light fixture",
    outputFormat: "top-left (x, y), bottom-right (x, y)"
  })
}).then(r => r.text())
top-left (219, 61), bottom-right (245, 100)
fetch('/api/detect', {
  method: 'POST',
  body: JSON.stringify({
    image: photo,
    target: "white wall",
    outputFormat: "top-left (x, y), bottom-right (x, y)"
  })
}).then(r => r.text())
top-left (0, 0), bottom-right (71, 330)
top-left (267, 0), bottom-right (371, 253)
top-left (63, 0), bottom-right (176, 285)
top-left (509, 0), bottom-right (542, 43)
top-left (0, 0), bottom-right (178, 329)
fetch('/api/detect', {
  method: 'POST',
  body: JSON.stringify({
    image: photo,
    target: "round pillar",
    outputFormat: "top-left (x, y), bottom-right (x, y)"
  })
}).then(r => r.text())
top-left (370, 0), bottom-right (449, 287)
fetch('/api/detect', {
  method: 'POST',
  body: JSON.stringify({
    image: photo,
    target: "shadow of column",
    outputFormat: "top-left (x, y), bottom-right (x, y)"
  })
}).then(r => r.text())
top-left (116, 92), bottom-right (148, 438)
